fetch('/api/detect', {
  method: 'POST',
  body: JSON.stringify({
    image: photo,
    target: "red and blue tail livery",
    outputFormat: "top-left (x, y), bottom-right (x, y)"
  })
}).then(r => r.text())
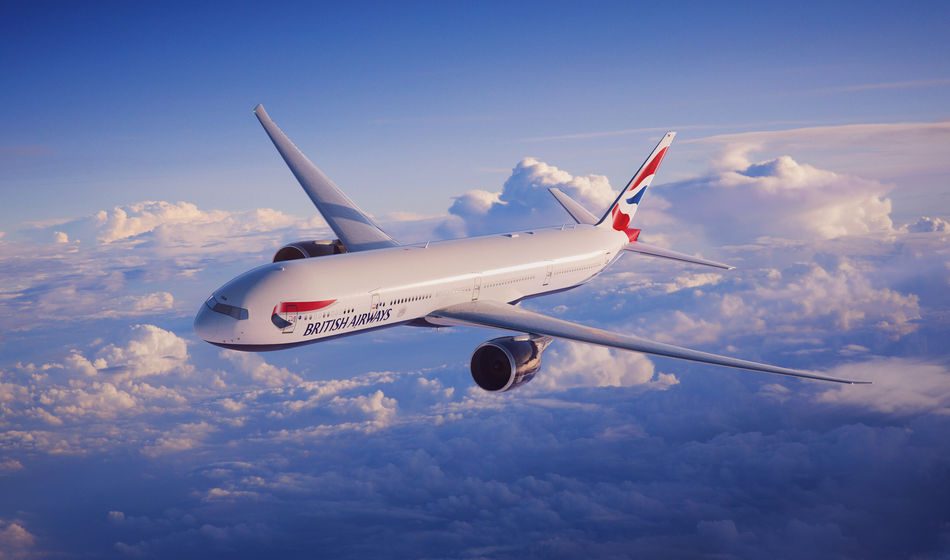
top-left (600, 131), bottom-right (675, 242)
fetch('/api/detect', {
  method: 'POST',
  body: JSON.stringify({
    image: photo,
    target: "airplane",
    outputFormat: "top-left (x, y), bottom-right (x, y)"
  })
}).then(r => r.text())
top-left (194, 105), bottom-right (868, 391)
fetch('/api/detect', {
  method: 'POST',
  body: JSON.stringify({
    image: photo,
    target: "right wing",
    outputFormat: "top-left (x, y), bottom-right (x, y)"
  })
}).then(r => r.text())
top-left (254, 104), bottom-right (399, 252)
top-left (431, 300), bottom-right (868, 384)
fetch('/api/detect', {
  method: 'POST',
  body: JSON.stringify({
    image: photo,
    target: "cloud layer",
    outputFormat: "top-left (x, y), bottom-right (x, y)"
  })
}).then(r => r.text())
top-left (1, 123), bottom-right (949, 558)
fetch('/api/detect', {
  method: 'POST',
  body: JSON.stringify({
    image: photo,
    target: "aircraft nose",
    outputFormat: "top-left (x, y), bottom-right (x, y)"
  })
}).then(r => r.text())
top-left (194, 301), bottom-right (224, 342)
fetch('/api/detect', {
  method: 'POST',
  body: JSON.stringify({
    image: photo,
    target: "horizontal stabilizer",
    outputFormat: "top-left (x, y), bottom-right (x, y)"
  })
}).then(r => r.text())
top-left (548, 188), bottom-right (599, 225)
top-left (623, 242), bottom-right (733, 270)
top-left (430, 300), bottom-right (868, 384)
top-left (254, 104), bottom-right (399, 252)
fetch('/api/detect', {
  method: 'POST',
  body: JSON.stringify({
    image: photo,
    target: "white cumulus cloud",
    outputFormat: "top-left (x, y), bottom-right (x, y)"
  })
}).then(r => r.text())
top-left (535, 341), bottom-right (678, 390)
top-left (97, 324), bottom-right (192, 380)
top-left (655, 148), bottom-right (895, 243)
top-left (441, 157), bottom-right (616, 237)
top-left (817, 359), bottom-right (950, 415)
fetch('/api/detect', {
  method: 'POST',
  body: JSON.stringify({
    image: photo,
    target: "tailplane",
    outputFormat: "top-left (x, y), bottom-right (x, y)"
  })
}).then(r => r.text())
top-left (598, 131), bottom-right (675, 241)
top-left (548, 187), bottom-right (599, 225)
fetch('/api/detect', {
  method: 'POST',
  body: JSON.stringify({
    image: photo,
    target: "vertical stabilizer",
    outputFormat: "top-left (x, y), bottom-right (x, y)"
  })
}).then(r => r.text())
top-left (598, 132), bottom-right (675, 241)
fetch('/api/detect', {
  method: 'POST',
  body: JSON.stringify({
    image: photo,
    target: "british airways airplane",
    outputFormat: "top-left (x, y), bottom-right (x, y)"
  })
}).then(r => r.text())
top-left (194, 105), bottom-right (867, 390)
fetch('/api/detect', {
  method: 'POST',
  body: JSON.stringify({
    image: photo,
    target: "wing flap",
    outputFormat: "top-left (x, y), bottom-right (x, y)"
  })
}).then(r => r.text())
top-left (430, 300), bottom-right (867, 384)
top-left (254, 104), bottom-right (399, 252)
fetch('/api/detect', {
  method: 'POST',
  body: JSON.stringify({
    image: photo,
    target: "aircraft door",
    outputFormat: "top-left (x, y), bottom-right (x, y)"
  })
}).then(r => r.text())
top-left (543, 263), bottom-right (553, 286)
top-left (371, 292), bottom-right (381, 309)
top-left (472, 276), bottom-right (481, 301)
top-left (281, 304), bottom-right (298, 333)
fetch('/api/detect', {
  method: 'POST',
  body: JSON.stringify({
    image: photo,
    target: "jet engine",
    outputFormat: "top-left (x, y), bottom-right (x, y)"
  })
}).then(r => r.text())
top-left (273, 239), bottom-right (346, 262)
top-left (470, 335), bottom-right (553, 392)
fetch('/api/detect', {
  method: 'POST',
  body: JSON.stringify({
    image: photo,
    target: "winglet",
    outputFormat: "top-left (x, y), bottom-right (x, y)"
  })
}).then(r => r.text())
top-left (599, 132), bottom-right (676, 241)
top-left (254, 104), bottom-right (399, 252)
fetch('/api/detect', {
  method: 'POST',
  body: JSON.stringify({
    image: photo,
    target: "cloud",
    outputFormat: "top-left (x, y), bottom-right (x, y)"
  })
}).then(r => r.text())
top-left (904, 216), bottom-right (950, 233)
top-left (328, 389), bottom-right (398, 428)
top-left (746, 260), bottom-right (921, 337)
top-left (0, 125), bottom-right (948, 558)
top-left (686, 121), bottom-right (950, 182)
top-left (16, 199), bottom-right (329, 258)
top-left (441, 157), bottom-right (615, 237)
top-left (141, 421), bottom-right (216, 457)
top-left (817, 359), bottom-right (950, 415)
top-left (654, 150), bottom-right (895, 243)
top-left (96, 324), bottom-right (192, 380)
top-left (534, 341), bottom-right (678, 391)
top-left (806, 78), bottom-right (950, 94)
top-left (0, 324), bottom-right (196, 447)
top-left (0, 460), bottom-right (23, 474)
top-left (219, 351), bottom-right (302, 387)
top-left (92, 201), bottom-right (297, 244)
top-left (0, 520), bottom-right (35, 556)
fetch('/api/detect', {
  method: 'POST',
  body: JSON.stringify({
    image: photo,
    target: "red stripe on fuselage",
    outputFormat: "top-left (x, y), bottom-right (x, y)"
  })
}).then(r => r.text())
top-left (277, 300), bottom-right (336, 313)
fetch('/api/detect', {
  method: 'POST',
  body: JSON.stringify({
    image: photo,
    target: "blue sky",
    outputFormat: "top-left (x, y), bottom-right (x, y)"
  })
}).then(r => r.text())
top-left (3, 1), bottom-right (948, 225)
top-left (2, 1), bottom-right (950, 558)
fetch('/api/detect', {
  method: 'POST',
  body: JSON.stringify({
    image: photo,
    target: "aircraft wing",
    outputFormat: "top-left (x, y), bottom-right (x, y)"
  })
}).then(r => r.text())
top-left (254, 104), bottom-right (399, 252)
top-left (430, 300), bottom-right (868, 384)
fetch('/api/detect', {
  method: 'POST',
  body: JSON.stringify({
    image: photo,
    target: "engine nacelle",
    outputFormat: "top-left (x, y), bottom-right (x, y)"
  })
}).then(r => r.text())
top-left (470, 335), bottom-right (553, 392)
top-left (273, 239), bottom-right (346, 262)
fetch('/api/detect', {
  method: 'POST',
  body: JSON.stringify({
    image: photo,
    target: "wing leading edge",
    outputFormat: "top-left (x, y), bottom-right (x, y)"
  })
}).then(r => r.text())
top-left (431, 300), bottom-right (868, 384)
top-left (254, 104), bottom-right (399, 252)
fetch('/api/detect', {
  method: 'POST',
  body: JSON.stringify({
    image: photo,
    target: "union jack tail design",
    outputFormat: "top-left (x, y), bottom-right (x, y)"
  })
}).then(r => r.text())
top-left (598, 131), bottom-right (676, 241)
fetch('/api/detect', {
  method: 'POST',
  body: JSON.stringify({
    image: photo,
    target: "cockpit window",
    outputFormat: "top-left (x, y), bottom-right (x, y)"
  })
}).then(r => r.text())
top-left (205, 296), bottom-right (249, 320)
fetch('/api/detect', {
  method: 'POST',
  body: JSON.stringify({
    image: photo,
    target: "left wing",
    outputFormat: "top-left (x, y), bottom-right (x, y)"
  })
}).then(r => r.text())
top-left (430, 300), bottom-right (868, 384)
top-left (254, 104), bottom-right (399, 252)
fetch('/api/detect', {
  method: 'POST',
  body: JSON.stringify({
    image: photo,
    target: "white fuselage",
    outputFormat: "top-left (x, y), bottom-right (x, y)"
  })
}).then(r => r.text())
top-left (194, 224), bottom-right (628, 350)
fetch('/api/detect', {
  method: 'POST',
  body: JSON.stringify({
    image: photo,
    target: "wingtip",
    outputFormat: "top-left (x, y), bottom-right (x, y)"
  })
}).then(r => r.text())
top-left (253, 103), bottom-right (265, 114)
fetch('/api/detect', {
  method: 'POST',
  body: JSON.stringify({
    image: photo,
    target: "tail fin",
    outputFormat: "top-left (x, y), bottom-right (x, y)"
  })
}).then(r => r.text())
top-left (598, 131), bottom-right (675, 241)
